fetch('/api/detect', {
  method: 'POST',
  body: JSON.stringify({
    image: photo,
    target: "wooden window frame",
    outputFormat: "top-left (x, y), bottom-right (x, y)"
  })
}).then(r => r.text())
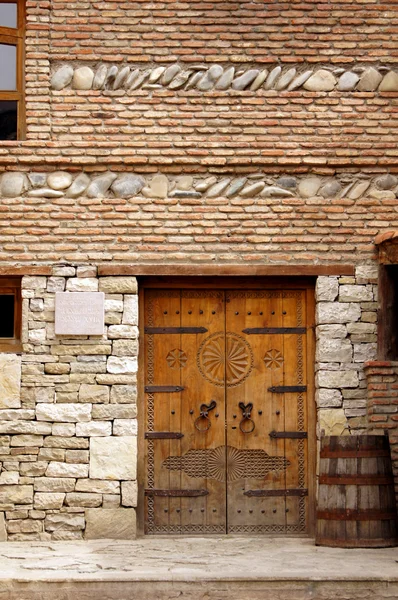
top-left (0, 0), bottom-right (25, 139)
top-left (0, 277), bottom-right (22, 353)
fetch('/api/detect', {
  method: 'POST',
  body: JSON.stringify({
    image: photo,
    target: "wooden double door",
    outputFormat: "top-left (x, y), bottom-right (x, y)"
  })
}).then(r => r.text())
top-left (141, 282), bottom-right (315, 535)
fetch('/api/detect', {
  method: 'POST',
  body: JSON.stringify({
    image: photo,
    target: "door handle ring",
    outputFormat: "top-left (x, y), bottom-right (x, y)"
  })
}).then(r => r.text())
top-left (194, 400), bottom-right (217, 432)
top-left (238, 402), bottom-right (255, 434)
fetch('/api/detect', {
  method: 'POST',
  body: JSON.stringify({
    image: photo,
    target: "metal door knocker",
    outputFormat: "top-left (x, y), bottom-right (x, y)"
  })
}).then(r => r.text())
top-left (238, 402), bottom-right (255, 434)
top-left (194, 400), bottom-right (217, 432)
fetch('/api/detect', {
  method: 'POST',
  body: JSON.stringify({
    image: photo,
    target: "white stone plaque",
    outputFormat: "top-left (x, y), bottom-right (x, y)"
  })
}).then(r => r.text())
top-left (55, 292), bottom-right (105, 335)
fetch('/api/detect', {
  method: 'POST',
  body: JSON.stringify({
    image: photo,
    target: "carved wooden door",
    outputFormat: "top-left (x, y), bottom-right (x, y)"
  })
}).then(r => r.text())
top-left (142, 287), bottom-right (313, 535)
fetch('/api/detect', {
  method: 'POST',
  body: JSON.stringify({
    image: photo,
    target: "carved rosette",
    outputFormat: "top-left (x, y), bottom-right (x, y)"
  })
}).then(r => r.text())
top-left (197, 332), bottom-right (254, 387)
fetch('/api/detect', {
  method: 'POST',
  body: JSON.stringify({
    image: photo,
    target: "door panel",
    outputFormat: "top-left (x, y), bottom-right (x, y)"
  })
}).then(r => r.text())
top-left (143, 285), bottom-right (312, 535)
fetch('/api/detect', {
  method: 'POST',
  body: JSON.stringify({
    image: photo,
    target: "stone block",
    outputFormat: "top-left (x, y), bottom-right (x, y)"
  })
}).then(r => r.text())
top-left (0, 512), bottom-right (6, 541)
top-left (65, 449), bottom-right (89, 463)
top-left (99, 277), bottom-right (137, 294)
top-left (339, 285), bottom-right (373, 302)
top-left (65, 278), bottom-right (99, 292)
top-left (33, 478), bottom-right (76, 493)
top-left (110, 385), bottom-right (137, 404)
top-left (10, 434), bottom-right (43, 447)
top-left (46, 462), bottom-right (89, 478)
top-left (355, 265), bottom-right (378, 283)
top-left (319, 408), bottom-right (349, 436)
top-left (0, 485), bottom-right (33, 505)
top-left (20, 463), bottom-right (47, 477)
top-left (315, 277), bottom-right (338, 301)
top-left (0, 421), bottom-right (52, 435)
top-left (65, 492), bottom-right (102, 507)
top-left (22, 276), bottom-right (47, 290)
top-left (92, 404), bottom-right (136, 419)
top-left (122, 295), bottom-right (139, 325)
top-left (316, 324), bottom-right (347, 339)
top-left (0, 472), bottom-right (19, 485)
top-left (51, 345), bottom-right (111, 356)
top-left (316, 302), bottom-right (361, 325)
top-left (316, 388), bottom-right (343, 408)
top-left (85, 508), bottom-right (136, 539)
top-left (44, 436), bottom-right (89, 449)
top-left (107, 325), bottom-right (138, 339)
top-left (76, 421), bottom-right (112, 437)
top-left (347, 322), bottom-right (377, 335)
top-left (113, 419), bottom-right (138, 436)
top-left (79, 384), bottom-right (109, 404)
top-left (353, 343), bottom-right (377, 363)
top-left (317, 370), bottom-right (359, 389)
top-left (0, 355), bottom-right (21, 409)
top-left (45, 514), bottom-right (85, 532)
top-left (75, 479), bottom-right (120, 494)
top-left (107, 356), bottom-right (138, 374)
top-left (112, 340), bottom-right (138, 357)
top-left (121, 481), bottom-right (138, 507)
top-left (90, 437), bottom-right (137, 480)
top-left (36, 403), bottom-right (91, 423)
top-left (34, 492), bottom-right (65, 510)
top-left (316, 338), bottom-right (352, 363)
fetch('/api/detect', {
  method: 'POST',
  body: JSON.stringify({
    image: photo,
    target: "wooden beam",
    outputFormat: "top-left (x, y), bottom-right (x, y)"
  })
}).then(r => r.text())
top-left (98, 264), bottom-right (355, 277)
top-left (0, 266), bottom-right (52, 276)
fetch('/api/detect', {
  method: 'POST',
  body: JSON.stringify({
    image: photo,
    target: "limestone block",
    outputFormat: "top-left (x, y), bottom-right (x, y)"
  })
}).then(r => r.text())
top-left (122, 295), bottom-right (139, 325)
top-left (36, 403), bottom-right (91, 423)
top-left (317, 370), bottom-right (359, 389)
top-left (0, 512), bottom-right (6, 541)
top-left (0, 421), bottom-right (52, 435)
top-left (65, 492), bottom-right (102, 507)
top-left (7, 520), bottom-right (43, 534)
top-left (29, 328), bottom-right (46, 344)
top-left (0, 355), bottom-right (21, 408)
top-left (65, 449), bottom-right (89, 463)
top-left (355, 265), bottom-right (378, 283)
top-left (0, 485), bottom-right (33, 505)
top-left (103, 494), bottom-right (120, 508)
top-left (316, 324), bottom-right (347, 339)
top-left (113, 419), bottom-right (137, 436)
top-left (346, 322), bottom-right (376, 335)
top-left (96, 375), bottom-right (137, 385)
top-left (319, 409), bottom-right (349, 436)
top-left (110, 385), bottom-right (137, 404)
top-left (121, 481), bottom-right (138, 507)
top-left (107, 325), bottom-right (138, 339)
top-left (10, 434), bottom-right (44, 447)
top-left (107, 356), bottom-right (138, 374)
top-left (34, 493), bottom-right (65, 510)
top-left (316, 302), bottom-right (361, 324)
top-left (315, 277), bottom-right (339, 302)
top-left (99, 277), bottom-right (137, 294)
top-left (0, 408), bottom-right (34, 420)
top-left (19, 463), bottom-right (47, 477)
top-left (39, 448), bottom-right (65, 462)
top-left (65, 278), bottom-right (99, 292)
top-left (105, 299), bottom-right (123, 312)
top-left (316, 338), bottom-right (352, 363)
top-left (45, 363), bottom-right (70, 375)
top-left (90, 436), bottom-right (137, 480)
top-left (47, 277), bottom-right (66, 293)
top-left (316, 388), bottom-right (343, 408)
top-left (75, 479), bottom-right (120, 494)
top-left (51, 344), bottom-right (111, 356)
top-left (44, 436), bottom-right (88, 449)
top-left (22, 276), bottom-right (46, 290)
top-left (76, 421), bottom-right (112, 437)
top-left (85, 508), bottom-right (136, 540)
top-left (46, 462), bottom-right (89, 478)
top-left (112, 340), bottom-right (138, 357)
top-left (79, 384), bottom-right (109, 404)
top-left (0, 472), bottom-right (19, 485)
top-left (353, 343), bottom-right (377, 363)
top-left (34, 478), bottom-right (76, 493)
top-left (338, 285), bottom-right (373, 302)
top-left (92, 404), bottom-right (136, 420)
top-left (45, 514), bottom-right (85, 532)
top-left (52, 423), bottom-right (75, 437)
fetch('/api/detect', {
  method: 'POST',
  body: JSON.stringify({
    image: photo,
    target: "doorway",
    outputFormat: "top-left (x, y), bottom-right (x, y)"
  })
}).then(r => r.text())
top-left (139, 279), bottom-right (315, 535)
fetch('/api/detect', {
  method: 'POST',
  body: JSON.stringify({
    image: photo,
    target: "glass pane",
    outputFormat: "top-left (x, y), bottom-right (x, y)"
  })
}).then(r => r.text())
top-left (0, 295), bottom-right (14, 337)
top-left (0, 43), bottom-right (16, 90)
top-left (0, 100), bottom-right (17, 139)
top-left (0, 3), bottom-right (17, 29)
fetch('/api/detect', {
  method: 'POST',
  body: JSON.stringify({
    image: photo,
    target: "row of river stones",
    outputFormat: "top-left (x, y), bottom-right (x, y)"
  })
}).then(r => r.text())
top-left (0, 171), bottom-right (397, 200)
top-left (51, 64), bottom-right (398, 93)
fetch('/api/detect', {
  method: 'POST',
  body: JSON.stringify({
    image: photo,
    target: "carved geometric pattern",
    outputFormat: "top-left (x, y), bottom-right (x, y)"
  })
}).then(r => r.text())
top-left (163, 446), bottom-right (290, 482)
top-left (166, 348), bottom-right (187, 369)
top-left (263, 349), bottom-right (283, 369)
top-left (197, 332), bottom-right (254, 388)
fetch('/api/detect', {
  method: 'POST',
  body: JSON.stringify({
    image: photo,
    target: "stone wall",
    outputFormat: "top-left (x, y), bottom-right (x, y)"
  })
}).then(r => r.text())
top-left (0, 269), bottom-right (138, 541)
top-left (315, 265), bottom-right (378, 436)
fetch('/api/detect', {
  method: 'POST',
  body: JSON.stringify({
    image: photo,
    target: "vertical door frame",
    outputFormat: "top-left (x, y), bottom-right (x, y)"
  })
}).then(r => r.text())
top-left (137, 277), bottom-right (316, 537)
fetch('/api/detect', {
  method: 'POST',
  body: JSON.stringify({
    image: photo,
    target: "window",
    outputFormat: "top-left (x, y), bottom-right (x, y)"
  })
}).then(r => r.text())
top-left (378, 264), bottom-right (398, 360)
top-left (0, 277), bottom-right (22, 352)
top-left (0, 0), bottom-right (24, 140)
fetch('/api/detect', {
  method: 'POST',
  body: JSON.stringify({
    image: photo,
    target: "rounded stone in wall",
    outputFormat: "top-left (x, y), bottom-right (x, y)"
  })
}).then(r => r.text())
top-left (47, 172), bottom-right (73, 191)
top-left (375, 174), bottom-right (398, 190)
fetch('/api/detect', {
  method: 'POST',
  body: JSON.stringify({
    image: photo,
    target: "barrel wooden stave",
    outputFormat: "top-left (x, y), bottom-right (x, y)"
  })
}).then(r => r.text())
top-left (316, 435), bottom-right (398, 548)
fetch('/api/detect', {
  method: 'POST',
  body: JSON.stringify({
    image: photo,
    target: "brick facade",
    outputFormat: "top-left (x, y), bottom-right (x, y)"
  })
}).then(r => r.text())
top-left (0, 0), bottom-right (397, 540)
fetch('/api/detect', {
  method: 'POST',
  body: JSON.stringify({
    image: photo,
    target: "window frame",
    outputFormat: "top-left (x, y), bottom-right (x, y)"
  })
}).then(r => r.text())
top-left (0, 0), bottom-right (25, 140)
top-left (0, 277), bottom-right (22, 353)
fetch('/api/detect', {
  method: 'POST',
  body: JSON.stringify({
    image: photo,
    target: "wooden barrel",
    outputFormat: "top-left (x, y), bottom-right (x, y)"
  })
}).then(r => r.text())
top-left (316, 435), bottom-right (398, 548)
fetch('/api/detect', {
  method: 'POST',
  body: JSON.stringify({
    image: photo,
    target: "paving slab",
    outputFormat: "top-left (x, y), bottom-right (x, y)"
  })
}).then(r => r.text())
top-left (0, 537), bottom-right (396, 600)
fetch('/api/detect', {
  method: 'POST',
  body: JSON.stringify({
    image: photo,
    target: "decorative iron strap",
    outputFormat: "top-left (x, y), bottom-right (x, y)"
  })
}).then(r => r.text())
top-left (319, 475), bottom-right (394, 486)
top-left (145, 385), bottom-right (184, 393)
top-left (268, 385), bottom-right (307, 393)
top-left (320, 448), bottom-right (391, 459)
top-left (244, 488), bottom-right (308, 497)
top-left (145, 432), bottom-right (184, 439)
top-left (242, 327), bottom-right (306, 335)
top-left (145, 327), bottom-right (208, 334)
top-left (145, 489), bottom-right (209, 497)
top-left (269, 431), bottom-right (308, 439)
top-left (317, 509), bottom-right (397, 521)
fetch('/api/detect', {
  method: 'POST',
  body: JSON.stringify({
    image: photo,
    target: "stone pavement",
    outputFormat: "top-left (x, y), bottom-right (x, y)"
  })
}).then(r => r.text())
top-left (0, 536), bottom-right (396, 600)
